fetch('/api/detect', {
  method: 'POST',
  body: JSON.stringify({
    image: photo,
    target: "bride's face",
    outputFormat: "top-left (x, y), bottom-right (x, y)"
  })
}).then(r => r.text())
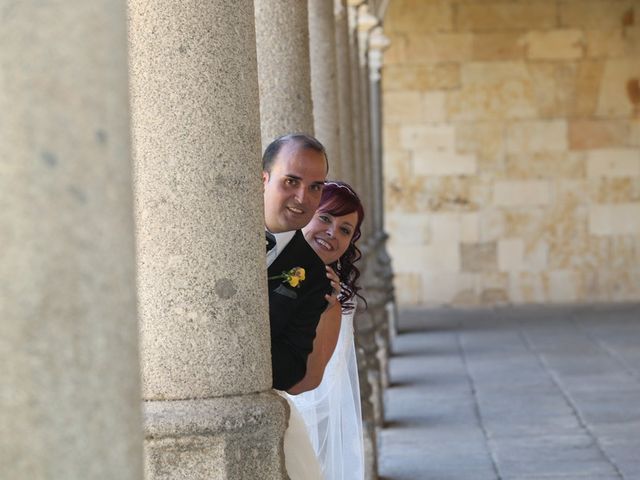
top-left (303, 210), bottom-right (358, 265)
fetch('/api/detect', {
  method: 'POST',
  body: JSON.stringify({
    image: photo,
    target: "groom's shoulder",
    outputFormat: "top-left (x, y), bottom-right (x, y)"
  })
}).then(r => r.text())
top-left (290, 230), bottom-right (324, 269)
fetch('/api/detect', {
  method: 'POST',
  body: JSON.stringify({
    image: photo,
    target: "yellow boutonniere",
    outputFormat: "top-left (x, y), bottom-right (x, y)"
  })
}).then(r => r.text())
top-left (269, 267), bottom-right (306, 288)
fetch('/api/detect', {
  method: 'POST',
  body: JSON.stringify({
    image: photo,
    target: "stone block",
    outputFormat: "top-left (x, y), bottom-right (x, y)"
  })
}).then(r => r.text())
top-left (447, 62), bottom-right (538, 120)
top-left (385, 212), bottom-right (430, 244)
top-left (508, 271), bottom-right (546, 303)
top-left (413, 150), bottom-right (477, 176)
top-left (589, 203), bottom-right (640, 235)
top-left (524, 29), bottom-right (584, 60)
top-left (477, 271), bottom-right (510, 303)
top-left (493, 180), bottom-right (553, 206)
top-left (472, 32), bottom-right (527, 61)
top-left (421, 271), bottom-right (475, 305)
top-left (383, 125), bottom-right (402, 150)
top-left (573, 60), bottom-right (606, 117)
top-left (400, 124), bottom-right (456, 152)
top-left (456, 2), bottom-right (556, 31)
top-left (569, 119), bottom-right (629, 150)
top-left (383, 90), bottom-right (424, 124)
top-left (460, 212), bottom-right (480, 243)
top-left (389, 244), bottom-right (426, 273)
top-left (506, 119), bottom-right (568, 154)
top-left (455, 120), bottom-right (506, 172)
top-left (585, 27), bottom-right (640, 58)
top-left (586, 149), bottom-right (640, 178)
top-left (383, 64), bottom-right (460, 91)
top-left (461, 241), bottom-right (497, 273)
top-left (424, 241), bottom-right (462, 272)
top-left (479, 208), bottom-right (505, 242)
top-left (596, 59), bottom-right (640, 117)
top-left (385, 0), bottom-right (454, 33)
top-left (498, 238), bottom-right (524, 272)
top-left (589, 172), bottom-right (640, 201)
top-left (383, 148), bottom-right (412, 174)
top-left (630, 119), bottom-right (640, 147)
top-left (404, 33), bottom-right (473, 63)
top-left (430, 212), bottom-right (462, 243)
top-left (547, 270), bottom-right (580, 302)
top-left (423, 91), bottom-right (448, 121)
top-left (392, 272), bottom-right (422, 304)
top-left (383, 34), bottom-right (407, 66)
top-left (559, 0), bottom-right (638, 29)
top-left (505, 152), bottom-right (585, 179)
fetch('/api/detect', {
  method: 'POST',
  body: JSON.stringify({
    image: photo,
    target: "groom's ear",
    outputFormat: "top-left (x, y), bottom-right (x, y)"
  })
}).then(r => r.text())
top-left (262, 171), bottom-right (269, 187)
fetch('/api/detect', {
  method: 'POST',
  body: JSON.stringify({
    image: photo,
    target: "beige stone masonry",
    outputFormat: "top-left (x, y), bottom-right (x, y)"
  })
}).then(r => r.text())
top-left (493, 180), bottom-right (553, 206)
top-left (560, 0), bottom-right (638, 29)
top-left (506, 152), bottom-right (585, 179)
top-left (506, 120), bottom-right (568, 154)
top-left (596, 59), bottom-right (640, 117)
top-left (524, 30), bottom-right (584, 60)
top-left (413, 151), bottom-right (478, 176)
top-left (456, 2), bottom-right (556, 31)
top-left (386, 212), bottom-right (430, 244)
top-left (585, 27), bottom-right (640, 58)
top-left (400, 124), bottom-right (455, 151)
top-left (548, 270), bottom-right (579, 302)
top-left (404, 33), bottom-right (473, 63)
top-left (383, 64), bottom-right (460, 91)
top-left (384, 0), bottom-right (640, 306)
top-left (498, 238), bottom-right (525, 272)
top-left (569, 119), bottom-right (630, 150)
top-left (384, 90), bottom-right (425, 123)
top-left (587, 149), bottom-right (640, 177)
top-left (447, 62), bottom-right (538, 120)
top-left (423, 91), bottom-right (448, 121)
top-left (421, 272), bottom-right (475, 304)
top-left (385, 0), bottom-right (454, 33)
top-left (472, 32), bottom-right (527, 61)
top-left (589, 203), bottom-right (640, 235)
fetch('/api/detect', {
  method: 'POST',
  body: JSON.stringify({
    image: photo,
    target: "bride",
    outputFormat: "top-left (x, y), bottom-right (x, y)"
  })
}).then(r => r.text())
top-left (285, 181), bottom-right (366, 480)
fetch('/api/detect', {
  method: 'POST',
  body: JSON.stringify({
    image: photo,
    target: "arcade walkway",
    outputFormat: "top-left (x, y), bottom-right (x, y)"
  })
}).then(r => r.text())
top-left (379, 304), bottom-right (640, 480)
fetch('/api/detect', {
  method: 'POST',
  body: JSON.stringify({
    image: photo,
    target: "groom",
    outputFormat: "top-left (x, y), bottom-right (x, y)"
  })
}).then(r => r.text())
top-left (263, 133), bottom-right (331, 391)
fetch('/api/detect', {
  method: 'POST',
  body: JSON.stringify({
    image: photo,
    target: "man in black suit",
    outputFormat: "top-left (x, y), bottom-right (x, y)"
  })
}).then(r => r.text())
top-left (262, 133), bottom-right (331, 391)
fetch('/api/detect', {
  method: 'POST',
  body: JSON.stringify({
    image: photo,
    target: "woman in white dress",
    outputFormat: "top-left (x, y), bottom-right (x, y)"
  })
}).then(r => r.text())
top-left (286, 181), bottom-right (366, 480)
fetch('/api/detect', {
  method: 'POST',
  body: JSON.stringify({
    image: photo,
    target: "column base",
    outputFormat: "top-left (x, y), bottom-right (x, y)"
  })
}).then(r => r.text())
top-left (144, 392), bottom-right (288, 479)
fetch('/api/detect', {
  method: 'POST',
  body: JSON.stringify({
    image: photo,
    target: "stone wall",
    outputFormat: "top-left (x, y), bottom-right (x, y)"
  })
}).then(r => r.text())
top-left (382, 0), bottom-right (640, 306)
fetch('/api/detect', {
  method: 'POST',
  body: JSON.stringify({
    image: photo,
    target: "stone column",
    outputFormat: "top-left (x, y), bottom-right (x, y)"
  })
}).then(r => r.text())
top-left (1, 2), bottom-right (143, 479)
top-left (347, 3), bottom-right (365, 202)
top-left (335, 0), bottom-right (357, 186)
top-left (128, 1), bottom-right (287, 478)
top-left (369, 25), bottom-right (398, 368)
top-left (255, 0), bottom-right (314, 147)
top-left (309, 0), bottom-right (343, 179)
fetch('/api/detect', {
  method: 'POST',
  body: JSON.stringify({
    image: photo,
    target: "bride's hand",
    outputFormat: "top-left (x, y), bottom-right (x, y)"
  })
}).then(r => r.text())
top-left (324, 265), bottom-right (340, 311)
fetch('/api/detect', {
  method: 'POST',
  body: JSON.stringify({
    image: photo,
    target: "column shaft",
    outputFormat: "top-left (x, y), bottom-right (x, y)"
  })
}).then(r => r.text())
top-left (129, 0), bottom-right (287, 477)
top-left (0, 2), bottom-right (143, 478)
top-left (309, 0), bottom-right (342, 178)
top-left (255, 0), bottom-right (314, 146)
top-left (335, 0), bottom-right (356, 186)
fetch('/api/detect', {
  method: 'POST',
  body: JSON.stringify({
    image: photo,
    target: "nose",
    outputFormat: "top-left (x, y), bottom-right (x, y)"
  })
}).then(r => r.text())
top-left (294, 185), bottom-right (307, 204)
top-left (326, 224), bottom-right (335, 238)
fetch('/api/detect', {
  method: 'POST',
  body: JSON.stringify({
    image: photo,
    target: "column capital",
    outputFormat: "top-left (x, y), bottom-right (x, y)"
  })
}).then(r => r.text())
top-left (368, 26), bottom-right (390, 82)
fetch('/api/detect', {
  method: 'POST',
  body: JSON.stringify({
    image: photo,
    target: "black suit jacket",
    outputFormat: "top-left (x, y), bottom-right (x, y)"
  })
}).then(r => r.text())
top-left (268, 230), bottom-right (329, 390)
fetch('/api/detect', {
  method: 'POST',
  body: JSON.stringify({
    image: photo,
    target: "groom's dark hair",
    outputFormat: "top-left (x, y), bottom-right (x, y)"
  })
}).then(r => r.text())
top-left (262, 133), bottom-right (329, 174)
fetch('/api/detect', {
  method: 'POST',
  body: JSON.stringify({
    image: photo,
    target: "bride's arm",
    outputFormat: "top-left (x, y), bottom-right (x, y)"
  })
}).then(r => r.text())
top-left (287, 302), bottom-right (342, 395)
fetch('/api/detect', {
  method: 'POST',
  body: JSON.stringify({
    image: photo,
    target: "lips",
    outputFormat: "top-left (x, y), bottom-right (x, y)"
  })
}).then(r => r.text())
top-left (286, 206), bottom-right (304, 215)
top-left (314, 237), bottom-right (334, 251)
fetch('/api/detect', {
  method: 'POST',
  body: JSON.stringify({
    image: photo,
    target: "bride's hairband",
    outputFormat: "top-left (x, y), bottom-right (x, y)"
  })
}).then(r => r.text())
top-left (324, 181), bottom-right (358, 197)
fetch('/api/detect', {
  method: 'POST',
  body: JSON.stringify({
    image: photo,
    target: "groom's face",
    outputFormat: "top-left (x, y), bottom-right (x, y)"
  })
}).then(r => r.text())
top-left (263, 143), bottom-right (327, 233)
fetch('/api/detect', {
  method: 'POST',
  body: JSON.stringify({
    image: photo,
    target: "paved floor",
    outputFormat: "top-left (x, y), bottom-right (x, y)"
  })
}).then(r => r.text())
top-left (378, 303), bottom-right (640, 480)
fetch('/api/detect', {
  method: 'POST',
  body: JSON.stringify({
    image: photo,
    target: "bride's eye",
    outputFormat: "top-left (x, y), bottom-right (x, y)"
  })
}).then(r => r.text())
top-left (318, 214), bottom-right (330, 223)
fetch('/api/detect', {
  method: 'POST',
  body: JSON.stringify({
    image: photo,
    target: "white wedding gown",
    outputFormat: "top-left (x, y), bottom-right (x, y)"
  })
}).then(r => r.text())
top-left (285, 309), bottom-right (365, 480)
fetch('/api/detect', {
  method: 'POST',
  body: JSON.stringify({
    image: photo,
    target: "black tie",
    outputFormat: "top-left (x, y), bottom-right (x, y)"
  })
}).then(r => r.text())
top-left (265, 231), bottom-right (276, 252)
